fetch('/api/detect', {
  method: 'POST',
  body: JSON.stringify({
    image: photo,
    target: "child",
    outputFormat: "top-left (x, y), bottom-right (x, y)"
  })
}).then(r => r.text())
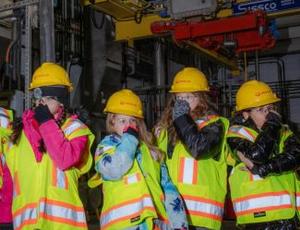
top-left (93, 89), bottom-right (188, 230)
top-left (0, 108), bottom-right (13, 230)
top-left (6, 63), bottom-right (95, 230)
top-left (227, 80), bottom-right (298, 229)
top-left (155, 67), bottom-right (229, 230)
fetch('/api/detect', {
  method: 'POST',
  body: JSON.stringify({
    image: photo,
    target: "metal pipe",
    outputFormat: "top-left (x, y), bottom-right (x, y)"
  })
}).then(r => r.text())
top-left (255, 50), bottom-right (260, 80)
top-left (243, 52), bottom-right (248, 81)
top-left (154, 39), bottom-right (166, 117)
top-left (39, 0), bottom-right (55, 63)
top-left (24, 5), bottom-right (32, 109)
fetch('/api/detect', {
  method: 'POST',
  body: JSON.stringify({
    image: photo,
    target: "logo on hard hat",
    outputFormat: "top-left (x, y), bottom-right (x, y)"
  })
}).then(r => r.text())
top-left (255, 90), bottom-right (272, 96)
top-left (120, 101), bottom-right (138, 107)
top-left (175, 80), bottom-right (192, 83)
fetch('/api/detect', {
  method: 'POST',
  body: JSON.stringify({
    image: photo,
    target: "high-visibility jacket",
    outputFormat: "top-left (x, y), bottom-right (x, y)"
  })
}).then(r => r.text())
top-left (6, 117), bottom-right (94, 230)
top-left (157, 115), bottom-right (229, 229)
top-left (98, 141), bottom-right (167, 230)
top-left (227, 125), bottom-right (296, 225)
top-left (0, 107), bottom-right (13, 189)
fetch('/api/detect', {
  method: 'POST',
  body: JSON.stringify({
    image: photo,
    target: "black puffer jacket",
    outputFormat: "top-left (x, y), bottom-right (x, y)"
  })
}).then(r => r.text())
top-left (227, 114), bottom-right (282, 164)
top-left (173, 114), bottom-right (224, 159)
top-left (252, 134), bottom-right (300, 177)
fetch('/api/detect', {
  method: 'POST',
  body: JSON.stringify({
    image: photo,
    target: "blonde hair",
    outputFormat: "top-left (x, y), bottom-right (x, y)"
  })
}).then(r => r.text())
top-left (155, 92), bottom-right (215, 146)
top-left (106, 113), bottom-right (164, 162)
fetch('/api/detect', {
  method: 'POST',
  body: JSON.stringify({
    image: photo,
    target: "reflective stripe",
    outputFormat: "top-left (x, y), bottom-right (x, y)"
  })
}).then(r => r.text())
top-left (228, 125), bottom-right (257, 142)
top-left (238, 127), bottom-right (256, 142)
top-left (233, 192), bottom-right (292, 216)
top-left (178, 157), bottom-right (197, 184)
top-left (0, 108), bottom-right (10, 129)
top-left (250, 172), bottom-right (263, 181)
top-left (296, 192), bottom-right (300, 209)
top-left (13, 172), bottom-right (21, 197)
top-left (63, 121), bottom-right (83, 137)
top-left (39, 198), bottom-right (87, 227)
top-left (124, 173), bottom-right (141, 185)
top-left (195, 115), bottom-right (218, 129)
top-left (101, 195), bottom-right (155, 229)
top-left (0, 116), bottom-right (9, 129)
top-left (13, 203), bottom-right (37, 230)
top-left (183, 195), bottom-right (223, 221)
top-left (52, 165), bottom-right (68, 189)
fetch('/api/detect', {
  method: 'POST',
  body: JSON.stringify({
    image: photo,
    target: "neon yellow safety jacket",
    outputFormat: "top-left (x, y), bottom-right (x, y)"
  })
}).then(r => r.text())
top-left (157, 115), bottom-right (229, 229)
top-left (93, 141), bottom-right (168, 230)
top-left (227, 125), bottom-right (296, 225)
top-left (6, 117), bottom-right (94, 230)
top-left (0, 107), bottom-right (13, 189)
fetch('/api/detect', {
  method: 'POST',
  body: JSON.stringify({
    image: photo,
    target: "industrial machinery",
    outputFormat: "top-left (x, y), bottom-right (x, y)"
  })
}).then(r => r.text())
top-left (81, 0), bottom-right (300, 71)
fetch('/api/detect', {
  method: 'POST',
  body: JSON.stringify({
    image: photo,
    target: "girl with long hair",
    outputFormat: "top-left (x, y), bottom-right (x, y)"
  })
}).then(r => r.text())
top-left (155, 67), bottom-right (229, 230)
top-left (92, 89), bottom-right (188, 230)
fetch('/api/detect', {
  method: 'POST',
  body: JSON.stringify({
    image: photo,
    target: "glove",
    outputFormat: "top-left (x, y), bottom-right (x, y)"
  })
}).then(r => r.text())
top-left (230, 113), bottom-right (245, 125)
top-left (250, 163), bottom-right (272, 178)
top-left (263, 111), bottom-right (282, 130)
top-left (34, 104), bottom-right (53, 124)
top-left (123, 125), bottom-right (139, 139)
top-left (74, 106), bottom-right (89, 124)
top-left (172, 100), bottom-right (190, 121)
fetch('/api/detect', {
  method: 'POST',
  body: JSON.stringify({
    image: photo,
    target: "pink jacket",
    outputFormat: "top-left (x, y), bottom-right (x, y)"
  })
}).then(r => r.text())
top-left (23, 110), bottom-right (88, 170)
top-left (0, 159), bottom-right (13, 223)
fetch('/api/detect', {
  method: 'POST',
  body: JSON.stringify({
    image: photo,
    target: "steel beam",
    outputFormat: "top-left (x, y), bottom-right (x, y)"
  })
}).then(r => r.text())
top-left (0, 0), bottom-right (39, 12)
top-left (39, 0), bottom-right (55, 62)
top-left (24, 5), bottom-right (32, 109)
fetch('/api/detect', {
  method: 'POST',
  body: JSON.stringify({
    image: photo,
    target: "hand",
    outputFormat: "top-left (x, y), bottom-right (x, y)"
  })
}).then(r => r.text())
top-left (123, 125), bottom-right (139, 139)
top-left (74, 106), bottom-right (89, 124)
top-left (250, 164), bottom-right (271, 178)
top-left (172, 100), bottom-right (190, 120)
top-left (34, 104), bottom-right (53, 124)
top-left (237, 151), bottom-right (254, 169)
top-left (264, 111), bottom-right (282, 128)
top-left (231, 113), bottom-right (245, 125)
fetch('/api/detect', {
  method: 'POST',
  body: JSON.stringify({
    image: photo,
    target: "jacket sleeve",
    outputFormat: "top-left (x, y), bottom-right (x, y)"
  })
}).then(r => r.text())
top-left (255, 134), bottom-right (300, 176)
top-left (160, 163), bottom-right (188, 229)
top-left (39, 119), bottom-right (88, 171)
top-left (95, 133), bottom-right (138, 181)
top-left (173, 114), bottom-right (223, 159)
top-left (227, 125), bottom-right (281, 164)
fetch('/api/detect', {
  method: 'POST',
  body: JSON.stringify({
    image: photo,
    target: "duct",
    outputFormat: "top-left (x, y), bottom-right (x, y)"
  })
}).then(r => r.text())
top-left (39, 0), bottom-right (55, 62)
top-left (82, 8), bottom-right (107, 111)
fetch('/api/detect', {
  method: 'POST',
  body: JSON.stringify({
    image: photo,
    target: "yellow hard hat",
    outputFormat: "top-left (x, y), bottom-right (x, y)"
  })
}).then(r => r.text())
top-left (29, 62), bottom-right (73, 91)
top-left (104, 89), bottom-right (143, 118)
top-left (169, 67), bottom-right (209, 93)
top-left (236, 80), bottom-right (280, 111)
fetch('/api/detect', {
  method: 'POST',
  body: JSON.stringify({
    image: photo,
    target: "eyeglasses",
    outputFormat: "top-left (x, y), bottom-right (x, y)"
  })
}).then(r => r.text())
top-left (45, 96), bottom-right (58, 101)
top-left (251, 105), bottom-right (274, 114)
top-left (175, 95), bottom-right (197, 102)
top-left (115, 117), bottom-right (137, 126)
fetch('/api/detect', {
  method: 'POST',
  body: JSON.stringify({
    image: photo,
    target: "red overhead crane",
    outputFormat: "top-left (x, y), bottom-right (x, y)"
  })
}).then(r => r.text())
top-left (151, 10), bottom-right (276, 54)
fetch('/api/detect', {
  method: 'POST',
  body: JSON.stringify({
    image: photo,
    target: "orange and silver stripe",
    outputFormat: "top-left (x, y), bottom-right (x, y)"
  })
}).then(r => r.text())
top-left (13, 203), bottom-right (37, 230)
top-left (183, 195), bottom-right (224, 221)
top-left (124, 172), bottom-right (141, 185)
top-left (39, 198), bottom-right (87, 228)
top-left (100, 195), bottom-right (155, 229)
top-left (52, 165), bottom-right (68, 189)
top-left (233, 191), bottom-right (293, 216)
top-left (178, 157), bottom-right (198, 184)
